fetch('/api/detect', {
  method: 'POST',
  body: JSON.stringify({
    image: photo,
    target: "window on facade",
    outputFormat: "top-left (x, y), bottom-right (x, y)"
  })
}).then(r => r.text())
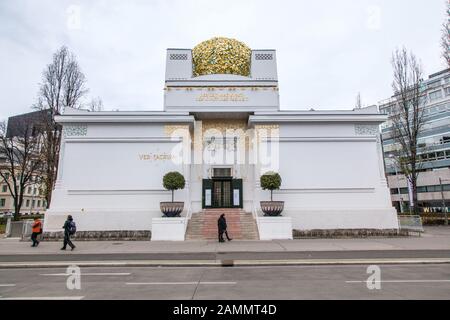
top-left (429, 90), bottom-right (443, 101)
top-left (1, 185), bottom-right (6, 193)
top-left (37, 200), bottom-right (41, 207)
top-left (27, 187), bottom-right (32, 194)
top-left (32, 200), bottom-right (35, 208)
top-left (4, 173), bottom-right (9, 180)
top-left (26, 199), bottom-right (30, 207)
top-left (212, 168), bottom-right (232, 178)
top-left (436, 151), bottom-right (445, 160)
top-left (445, 87), bottom-right (450, 96)
top-left (0, 198), bottom-right (5, 207)
top-left (417, 186), bottom-right (427, 193)
top-left (390, 189), bottom-right (399, 195)
top-left (427, 80), bottom-right (441, 89)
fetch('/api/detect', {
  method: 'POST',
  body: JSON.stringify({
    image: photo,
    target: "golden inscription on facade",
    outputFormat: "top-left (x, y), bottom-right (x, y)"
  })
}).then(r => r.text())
top-left (139, 153), bottom-right (174, 161)
top-left (196, 93), bottom-right (248, 102)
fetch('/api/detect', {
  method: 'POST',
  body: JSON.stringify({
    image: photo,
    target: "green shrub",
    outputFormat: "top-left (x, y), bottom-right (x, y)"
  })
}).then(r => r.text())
top-left (163, 171), bottom-right (186, 202)
top-left (260, 171), bottom-right (282, 201)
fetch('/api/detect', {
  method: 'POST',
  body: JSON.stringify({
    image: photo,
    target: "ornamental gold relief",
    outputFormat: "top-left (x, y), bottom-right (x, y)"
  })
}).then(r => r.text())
top-left (201, 119), bottom-right (247, 135)
top-left (164, 125), bottom-right (190, 137)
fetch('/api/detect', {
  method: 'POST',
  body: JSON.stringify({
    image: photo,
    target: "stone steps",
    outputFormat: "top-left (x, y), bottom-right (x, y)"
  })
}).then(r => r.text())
top-left (185, 208), bottom-right (259, 240)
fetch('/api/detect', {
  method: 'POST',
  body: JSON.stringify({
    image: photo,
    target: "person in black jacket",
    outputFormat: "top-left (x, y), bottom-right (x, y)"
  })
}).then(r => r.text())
top-left (61, 215), bottom-right (76, 251)
top-left (218, 213), bottom-right (232, 242)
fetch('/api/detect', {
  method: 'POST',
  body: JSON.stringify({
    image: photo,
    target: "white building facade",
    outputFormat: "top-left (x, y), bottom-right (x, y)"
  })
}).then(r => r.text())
top-left (43, 38), bottom-right (398, 240)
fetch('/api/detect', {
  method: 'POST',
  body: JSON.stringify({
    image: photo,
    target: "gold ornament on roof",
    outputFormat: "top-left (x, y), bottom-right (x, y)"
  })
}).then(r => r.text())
top-left (192, 37), bottom-right (251, 77)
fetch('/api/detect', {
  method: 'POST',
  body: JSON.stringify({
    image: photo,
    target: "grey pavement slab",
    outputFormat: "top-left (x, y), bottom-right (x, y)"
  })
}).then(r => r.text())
top-left (0, 226), bottom-right (449, 257)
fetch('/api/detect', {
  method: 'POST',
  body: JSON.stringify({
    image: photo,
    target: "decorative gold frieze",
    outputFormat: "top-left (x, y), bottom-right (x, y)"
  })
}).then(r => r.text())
top-left (164, 125), bottom-right (190, 137)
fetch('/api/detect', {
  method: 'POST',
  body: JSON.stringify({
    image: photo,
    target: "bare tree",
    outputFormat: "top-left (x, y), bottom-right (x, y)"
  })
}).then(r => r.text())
top-left (390, 47), bottom-right (426, 214)
top-left (88, 96), bottom-right (104, 112)
top-left (34, 46), bottom-right (88, 208)
top-left (0, 121), bottom-right (44, 220)
top-left (441, 0), bottom-right (450, 67)
top-left (355, 92), bottom-right (362, 109)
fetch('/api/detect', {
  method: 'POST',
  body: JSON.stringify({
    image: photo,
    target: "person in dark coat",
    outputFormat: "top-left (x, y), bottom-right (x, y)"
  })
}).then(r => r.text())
top-left (218, 213), bottom-right (232, 242)
top-left (61, 215), bottom-right (76, 251)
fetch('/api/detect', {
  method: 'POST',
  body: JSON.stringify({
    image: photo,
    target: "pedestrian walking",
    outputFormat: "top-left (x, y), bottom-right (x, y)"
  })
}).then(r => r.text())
top-left (30, 217), bottom-right (42, 247)
top-left (61, 215), bottom-right (76, 251)
top-left (218, 213), bottom-right (232, 242)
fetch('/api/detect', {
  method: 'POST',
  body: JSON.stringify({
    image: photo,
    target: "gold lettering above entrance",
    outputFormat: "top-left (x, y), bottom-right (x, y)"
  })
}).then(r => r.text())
top-left (139, 153), bottom-right (174, 161)
top-left (196, 93), bottom-right (248, 102)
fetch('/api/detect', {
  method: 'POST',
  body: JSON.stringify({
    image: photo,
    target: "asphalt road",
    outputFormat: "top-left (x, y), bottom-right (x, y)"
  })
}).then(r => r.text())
top-left (1, 250), bottom-right (450, 263)
top-left (0, 264), bottom-right (449, 299)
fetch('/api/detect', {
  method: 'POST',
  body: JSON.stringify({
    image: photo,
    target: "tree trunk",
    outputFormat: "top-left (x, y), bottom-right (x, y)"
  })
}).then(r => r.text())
top-left (412, 177), bottom-right (419, 214)
top-left (13, 198), bottom-right (20, 221)
top-left (270, 190), bottom-right (273, 201)
top-left (172, 190), bottom-right (174, 202)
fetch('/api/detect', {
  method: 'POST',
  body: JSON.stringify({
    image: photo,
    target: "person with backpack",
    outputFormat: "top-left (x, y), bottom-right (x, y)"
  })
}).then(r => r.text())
top-left (61, 215), bottom-right (76, 251)
top-left (30, 217), bottom-right (42, 247)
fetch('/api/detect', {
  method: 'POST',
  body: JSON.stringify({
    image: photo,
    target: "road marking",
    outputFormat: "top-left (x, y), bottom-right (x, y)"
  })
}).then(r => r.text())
top-left (0, 284), bottom-right (16, 287)
top-left (40, 273), bottom-right (131, 276)
top-left (126, 281), bottom-right (236, 285)
top-left (346, 280), bottom-right (450, 284)
top-left (0, 296), bottom-right (84, 300)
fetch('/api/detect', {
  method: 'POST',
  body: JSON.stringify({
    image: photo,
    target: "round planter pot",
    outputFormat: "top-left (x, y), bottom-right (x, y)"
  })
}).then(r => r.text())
top-left (160, 202), bottom-right (184, 217)
top-left (260, 201), bottom-right (284, 216)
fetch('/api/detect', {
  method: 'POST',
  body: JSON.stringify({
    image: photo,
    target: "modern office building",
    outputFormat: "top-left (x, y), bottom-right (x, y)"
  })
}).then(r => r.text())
top-left (43, 37), bottom-right (398, 240)
top-left (379, 68), bottom-right (450, 213)
top-left (0, 110), bottom-right (49, 215)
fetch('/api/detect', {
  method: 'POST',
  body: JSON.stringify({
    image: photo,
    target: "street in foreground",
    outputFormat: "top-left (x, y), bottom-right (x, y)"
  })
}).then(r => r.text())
top-left (0, 264), bottom-right (449, 300)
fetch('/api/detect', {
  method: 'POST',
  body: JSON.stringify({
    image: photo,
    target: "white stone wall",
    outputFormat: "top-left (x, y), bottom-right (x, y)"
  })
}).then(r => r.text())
top-left (253, 120), bottom-right (398, 230)
top-left (45, 119), bottom-right (191, 232)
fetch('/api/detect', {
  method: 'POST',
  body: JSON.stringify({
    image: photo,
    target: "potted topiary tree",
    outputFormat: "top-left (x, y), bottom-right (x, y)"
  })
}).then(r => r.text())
top-left (260, 171), bottom-right (284, 216)
top-left (160, 171), bottom-right (186, 217)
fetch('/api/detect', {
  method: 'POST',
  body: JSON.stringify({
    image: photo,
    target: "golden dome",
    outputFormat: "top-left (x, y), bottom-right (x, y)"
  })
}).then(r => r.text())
top-left (192, 37), bottom-right (251, 77)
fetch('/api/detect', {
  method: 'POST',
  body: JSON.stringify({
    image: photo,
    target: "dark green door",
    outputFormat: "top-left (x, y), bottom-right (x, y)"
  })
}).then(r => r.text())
top-left (202, 178), bottom-right (242, 209)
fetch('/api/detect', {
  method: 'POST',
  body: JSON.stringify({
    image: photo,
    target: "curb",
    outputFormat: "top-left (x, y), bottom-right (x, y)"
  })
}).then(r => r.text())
top-left (1, 258), bottom-right (450, 269)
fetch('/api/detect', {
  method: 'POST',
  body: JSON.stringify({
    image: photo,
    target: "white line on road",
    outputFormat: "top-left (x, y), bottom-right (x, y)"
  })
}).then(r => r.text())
top-left (0, 284), bottom-right (16, 287)
top-left (0, 296), bottom-right (84, 300)
top-left (126, 281), bottom-right (237, 285)
top-left (40, 273), bottom-right (131, 276)
top-left (346, 280), bottom-right (450, 284)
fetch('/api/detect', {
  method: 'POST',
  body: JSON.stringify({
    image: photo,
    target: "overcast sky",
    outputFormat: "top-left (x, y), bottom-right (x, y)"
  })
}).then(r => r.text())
top-left (0, 0), bottom-right (446, 120)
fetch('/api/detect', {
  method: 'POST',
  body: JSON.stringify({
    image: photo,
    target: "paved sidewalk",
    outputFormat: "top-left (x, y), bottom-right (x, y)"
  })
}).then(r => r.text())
top-left (1, 226), bottom-right (449, 255)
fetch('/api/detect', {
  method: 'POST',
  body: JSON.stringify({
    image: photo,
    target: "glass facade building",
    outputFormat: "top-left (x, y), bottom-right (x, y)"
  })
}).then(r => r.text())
top-left (379, 68), bottom-right (450, 213)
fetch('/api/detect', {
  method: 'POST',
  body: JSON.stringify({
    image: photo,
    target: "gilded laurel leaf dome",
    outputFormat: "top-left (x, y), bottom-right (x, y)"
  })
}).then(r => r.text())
top-left (192, 37), bottom-right (251, 77)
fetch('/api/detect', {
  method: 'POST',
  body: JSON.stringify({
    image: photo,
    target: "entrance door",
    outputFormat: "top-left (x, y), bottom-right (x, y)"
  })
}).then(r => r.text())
top-left (203, 179), bottom-right (242, 209)
top-left (212, 180), bottom-right (231, 207)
